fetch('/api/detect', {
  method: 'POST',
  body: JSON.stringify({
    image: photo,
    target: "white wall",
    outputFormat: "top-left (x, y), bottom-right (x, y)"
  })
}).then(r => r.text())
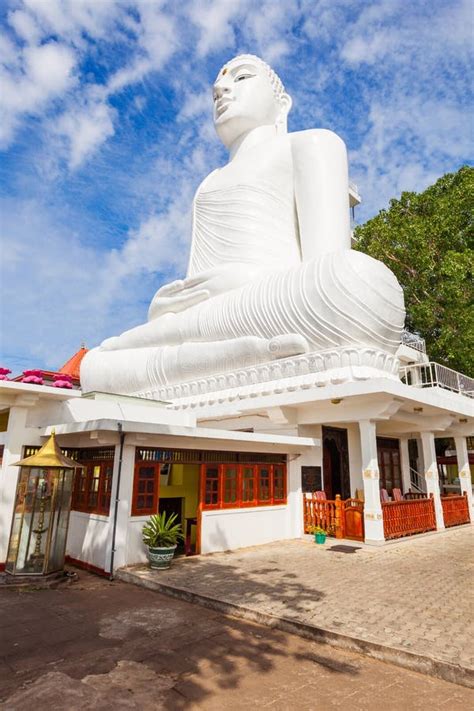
top-left (67, 512), bottom-right (111, 571)
top-left (125, 516), bottom-right (149, 566)
top-left (200, 505), bottom-right (289, 554)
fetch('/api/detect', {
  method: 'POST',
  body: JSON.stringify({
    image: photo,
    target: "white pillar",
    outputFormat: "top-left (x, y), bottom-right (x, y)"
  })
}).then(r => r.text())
top-left (454, 436), bottom-right (473, 517)
top-left (288, 455), bottom-right (304, 538)
top-left (400, 437), bottom-right (411, 494)
top-left (109, 441), bottom-right (135, 571)
top-left (420, 432), bottom-right (444, 529)
top-left (359, 420), bottom-right (384, 543)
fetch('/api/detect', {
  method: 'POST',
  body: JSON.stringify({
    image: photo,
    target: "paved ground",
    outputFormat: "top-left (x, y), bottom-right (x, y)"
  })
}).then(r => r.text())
top-left (120, 525), bottom-right (474, 684)
top-left (0, 572), bottom-right (472, 710)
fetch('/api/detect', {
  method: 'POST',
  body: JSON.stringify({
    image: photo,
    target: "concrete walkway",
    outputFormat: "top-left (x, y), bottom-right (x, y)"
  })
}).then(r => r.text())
top-left (1, 572), bottom-right (472, 710)
top-left (119, 525), bottom-right (474, 688)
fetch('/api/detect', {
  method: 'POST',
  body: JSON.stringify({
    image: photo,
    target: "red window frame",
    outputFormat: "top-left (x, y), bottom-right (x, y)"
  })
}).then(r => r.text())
top-left (273, 464), bottom-right (286, 504)
top-left (131, 462), bottom-right (160, 516)
top-left (72, 460), bottom-right (114, 516)
top-left (222, 464), bottom-right (240, 508)
top-left (201, 463), bottom-right (287, 511)
top-left (201, 463), bottom-right (220, 510)
top-left (241, 465), bottom-right (258, 507)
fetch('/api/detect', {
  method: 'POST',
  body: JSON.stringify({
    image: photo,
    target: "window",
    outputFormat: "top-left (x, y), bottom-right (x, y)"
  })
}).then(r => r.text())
top-left (201, 463), bottom-right (287, 510)
top-left (273, 464), bottom-right (286, 503)
top-left (203, 465), bottom-right (220, 509)
top-left (72, 460), bottom-right (114, 516)
top-left (22, 446), bottom-right (115, 517)
top-left (257, 465), bottom-right (271, 503)
top-left (242, 466), bottom-right (256, 504)
top-left (99, 463), bottom-right (113, 513)
top-left (223, 465), bottom-right (238, 507)
top-left (132, 463), bottom-right (160, 516)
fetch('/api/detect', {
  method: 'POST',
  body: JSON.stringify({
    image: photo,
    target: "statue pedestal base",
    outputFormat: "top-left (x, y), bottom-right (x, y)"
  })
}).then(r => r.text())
top-left (133, 347), bottom-right (400, 410)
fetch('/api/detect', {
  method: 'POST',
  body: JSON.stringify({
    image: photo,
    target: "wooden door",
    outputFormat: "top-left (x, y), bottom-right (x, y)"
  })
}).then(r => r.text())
top-left (322, 427), bottom-right (351, 500)
top-left (377, 438), bottom-right (402, 494)
top-left (343, 499), bottom-right (364, 541)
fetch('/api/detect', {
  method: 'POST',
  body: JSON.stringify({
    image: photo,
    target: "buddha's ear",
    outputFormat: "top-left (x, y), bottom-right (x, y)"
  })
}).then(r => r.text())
top-left (276, 92), bottom-right (292, 134)
top-left (281, 92), bottom-right (292, 115)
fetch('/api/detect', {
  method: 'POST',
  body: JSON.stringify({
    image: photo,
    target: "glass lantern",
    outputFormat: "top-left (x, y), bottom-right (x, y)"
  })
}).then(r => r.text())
top-left (6, 432), bottom-right (80, 576)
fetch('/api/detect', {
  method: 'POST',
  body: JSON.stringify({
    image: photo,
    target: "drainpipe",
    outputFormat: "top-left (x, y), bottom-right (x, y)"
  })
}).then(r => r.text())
top-left (109, 422), bottom-right (125, 580)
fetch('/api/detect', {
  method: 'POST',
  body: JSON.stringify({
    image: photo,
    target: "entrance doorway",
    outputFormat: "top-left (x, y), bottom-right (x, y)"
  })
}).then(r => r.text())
top-left (322, 426), bottom-right (350, 499)
top-left (376, 437), bottom-right (402, 494)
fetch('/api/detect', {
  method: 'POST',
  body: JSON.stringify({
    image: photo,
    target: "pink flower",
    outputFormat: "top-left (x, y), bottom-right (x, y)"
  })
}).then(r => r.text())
top-left (21, 369), bottom-right (43, 385)
top-left (0, 367), bottom-right (11, 380)
top-left (53, 374), bottom-right (73, 389)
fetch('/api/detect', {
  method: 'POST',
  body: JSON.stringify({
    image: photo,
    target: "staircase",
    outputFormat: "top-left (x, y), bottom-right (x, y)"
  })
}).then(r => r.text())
top-left (409, 466), bottom-right (426, 494)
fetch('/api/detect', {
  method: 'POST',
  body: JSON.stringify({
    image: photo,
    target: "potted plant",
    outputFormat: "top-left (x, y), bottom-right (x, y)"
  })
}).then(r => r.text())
top-left (310, 525), bottom-right (327, 544)
top-left (142, 511), bottom-right (184, 569)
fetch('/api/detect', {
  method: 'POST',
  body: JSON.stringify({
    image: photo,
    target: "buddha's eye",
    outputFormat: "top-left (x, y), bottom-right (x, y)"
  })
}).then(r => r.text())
top-left (235, 73), bottom-right (252, 82)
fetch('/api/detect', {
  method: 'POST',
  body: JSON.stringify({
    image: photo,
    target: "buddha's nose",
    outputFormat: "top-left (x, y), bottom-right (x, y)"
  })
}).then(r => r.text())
top-left (214, 83), bottom-right (230, 99)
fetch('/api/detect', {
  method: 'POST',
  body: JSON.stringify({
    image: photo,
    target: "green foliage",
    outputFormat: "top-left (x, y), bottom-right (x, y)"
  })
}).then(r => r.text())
top-left (354, 166), bottom-right (474, 375)
top-left (309, 525), bottom-right (327, 535)
top-left (142, 511), bottom-right (184, 548)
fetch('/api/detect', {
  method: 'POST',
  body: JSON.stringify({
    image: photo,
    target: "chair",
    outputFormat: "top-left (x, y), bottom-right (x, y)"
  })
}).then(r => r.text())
top-left (392, 488), bottom-right (403, 501)
top-left (355, 488), bottom-right (364, 502)
top-left (314, 490), bottom-right (327, 500)
top-left (380, 488), bottom-right (390, 503)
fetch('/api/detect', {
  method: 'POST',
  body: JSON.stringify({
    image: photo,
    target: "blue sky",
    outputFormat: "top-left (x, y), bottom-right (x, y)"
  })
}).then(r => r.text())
top-left (0, 0), bottom-right (472, 374)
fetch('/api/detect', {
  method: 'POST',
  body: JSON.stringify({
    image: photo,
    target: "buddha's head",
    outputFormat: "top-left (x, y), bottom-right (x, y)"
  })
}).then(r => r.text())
top-left (213, 54), bottom-right (292, 148)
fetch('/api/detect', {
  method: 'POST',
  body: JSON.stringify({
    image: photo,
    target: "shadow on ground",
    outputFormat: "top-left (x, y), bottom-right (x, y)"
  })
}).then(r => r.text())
top-left (0, 568), bottom-right (356, 710)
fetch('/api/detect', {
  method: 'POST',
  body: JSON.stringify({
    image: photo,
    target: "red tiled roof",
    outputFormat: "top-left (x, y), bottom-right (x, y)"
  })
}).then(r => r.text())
top-left (58, 346), bottom-right (88, 380)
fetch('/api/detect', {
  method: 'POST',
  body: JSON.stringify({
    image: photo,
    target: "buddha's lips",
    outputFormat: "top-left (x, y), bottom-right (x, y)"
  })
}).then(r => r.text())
top-left (215, 100), bottom-right (232, 116)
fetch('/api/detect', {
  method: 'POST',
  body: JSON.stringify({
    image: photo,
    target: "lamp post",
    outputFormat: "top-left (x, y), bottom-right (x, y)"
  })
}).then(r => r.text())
top-left (5, 431), bottom-right (80, 578)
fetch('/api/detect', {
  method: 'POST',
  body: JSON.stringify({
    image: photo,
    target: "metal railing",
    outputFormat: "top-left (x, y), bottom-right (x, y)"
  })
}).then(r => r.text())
top-left (400, 362), bottom-right (474, 398)
top-left (400, 330), bottom-right (426, 353)
top-left (409, 467), bottom-right (426, 493)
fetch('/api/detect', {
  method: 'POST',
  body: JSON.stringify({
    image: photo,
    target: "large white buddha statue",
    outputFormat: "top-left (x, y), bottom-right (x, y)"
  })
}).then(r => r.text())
top-left (81, 54), bottom-right (405, 396)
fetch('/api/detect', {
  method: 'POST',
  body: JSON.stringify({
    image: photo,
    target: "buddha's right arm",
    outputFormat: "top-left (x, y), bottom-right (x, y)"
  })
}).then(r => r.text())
top-left (291, 129), bottom-right (351, 261)
top-left (147, 263), bottom-right (264, 321)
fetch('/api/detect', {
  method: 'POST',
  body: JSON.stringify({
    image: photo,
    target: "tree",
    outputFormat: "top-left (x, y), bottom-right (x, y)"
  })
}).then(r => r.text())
top-left (354, 166), bottom-right (474, 376)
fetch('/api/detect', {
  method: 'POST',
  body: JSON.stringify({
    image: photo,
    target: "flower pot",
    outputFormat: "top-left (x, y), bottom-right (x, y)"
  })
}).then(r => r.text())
top-left (314, 532), bottom-right (326, 544)
top-left (147, 544), bottom-right (177, 569)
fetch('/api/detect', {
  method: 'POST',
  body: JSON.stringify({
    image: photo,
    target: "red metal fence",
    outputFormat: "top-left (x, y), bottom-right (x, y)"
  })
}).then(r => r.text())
top-left (441, 494), bottom-right (470, 527)
top-left (303, 494), bottom-right (364, 541)
top-left (382, 497), bottom-right (436, 539)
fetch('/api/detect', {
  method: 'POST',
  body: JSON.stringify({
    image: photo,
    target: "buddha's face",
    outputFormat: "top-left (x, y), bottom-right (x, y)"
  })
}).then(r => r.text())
top-left (212, 59), bottom-right (284, 147)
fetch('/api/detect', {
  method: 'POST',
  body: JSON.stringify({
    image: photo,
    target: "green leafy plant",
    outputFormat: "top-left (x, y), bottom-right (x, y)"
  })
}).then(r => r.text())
top-left (309, 525), bottom-right (326, 535)
top-left (142, 511), bottom-right (184, 548)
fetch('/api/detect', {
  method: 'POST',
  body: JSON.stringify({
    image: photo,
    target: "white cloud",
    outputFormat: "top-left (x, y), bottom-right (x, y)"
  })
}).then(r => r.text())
top-left (188, 0), bottom-right (243, 57)
top-left (0, 39), bottom-right (76, 148)
top-left (179, 89), bottom-right (212, 121)
top-left (7, 9), bottom-right (40, 43)
top-left (55, 100), bottom-right (116, 169)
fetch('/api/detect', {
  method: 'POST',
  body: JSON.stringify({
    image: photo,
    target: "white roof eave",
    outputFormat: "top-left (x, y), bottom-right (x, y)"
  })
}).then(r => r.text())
top-left (42, 418), bottom-right (319, 451)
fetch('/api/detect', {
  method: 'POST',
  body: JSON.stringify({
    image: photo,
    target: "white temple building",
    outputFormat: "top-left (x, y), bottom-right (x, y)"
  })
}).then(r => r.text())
top-left (1, 54), bottom-right (472, 576)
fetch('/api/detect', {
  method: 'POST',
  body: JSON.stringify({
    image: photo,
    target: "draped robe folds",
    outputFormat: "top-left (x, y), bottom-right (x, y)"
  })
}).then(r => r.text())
top-left (80, 136), bottom-right (405, 396)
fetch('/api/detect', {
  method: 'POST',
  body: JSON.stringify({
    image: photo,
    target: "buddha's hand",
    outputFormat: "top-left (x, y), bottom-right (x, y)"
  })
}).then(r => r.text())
top-left (148, 264), bottom-right (261, 321)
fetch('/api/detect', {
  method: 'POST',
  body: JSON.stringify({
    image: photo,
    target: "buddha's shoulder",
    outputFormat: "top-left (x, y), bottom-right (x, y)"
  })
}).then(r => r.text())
top-left (289, 128), bottom-right (347, 153)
